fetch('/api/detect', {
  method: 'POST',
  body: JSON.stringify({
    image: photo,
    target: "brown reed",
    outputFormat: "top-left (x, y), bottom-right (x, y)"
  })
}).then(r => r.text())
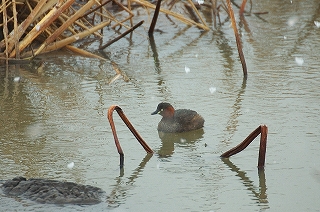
top-left (0, 0), bottom-right (211, 62)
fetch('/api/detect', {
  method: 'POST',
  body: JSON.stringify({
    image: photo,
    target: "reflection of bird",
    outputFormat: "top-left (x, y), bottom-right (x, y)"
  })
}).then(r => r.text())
top-left (151, 102), bottom-right (205, 133)
top-left (157, 129), bottom-right (204, 158)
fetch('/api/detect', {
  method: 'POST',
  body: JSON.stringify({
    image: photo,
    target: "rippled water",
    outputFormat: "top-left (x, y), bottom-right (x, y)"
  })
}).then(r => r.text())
top-left (1, 0), bottom-right (320, 211)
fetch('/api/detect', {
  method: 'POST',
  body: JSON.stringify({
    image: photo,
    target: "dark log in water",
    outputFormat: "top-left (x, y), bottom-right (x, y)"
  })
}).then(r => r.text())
top-left (1, 176), bottom-right (105, 205)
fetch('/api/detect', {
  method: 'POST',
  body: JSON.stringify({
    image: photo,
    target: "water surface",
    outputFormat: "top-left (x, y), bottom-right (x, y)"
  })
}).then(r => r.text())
top-left (1, 0), bottom-right (320, 211)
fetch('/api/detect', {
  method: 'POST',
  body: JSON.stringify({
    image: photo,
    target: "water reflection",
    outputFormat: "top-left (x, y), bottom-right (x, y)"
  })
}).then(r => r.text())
top-left (223, 77), bottom-right (247, 144)
top-left (221, 158), bottom-right (269, 209)
top-left (157, 129), bottom-right (204, 158)
top-left (107, 128), bottom-right (204, 208)
top-left (0, 64), bottom-right (48, 177)
top-left (149, 35), bottom-right (161, 73)
top-left (107, 154), bottom-right (152, 208)
top-left (215, 29), bottom-right (248, 148)
top-left (283, 3), bottom-right (320, 59)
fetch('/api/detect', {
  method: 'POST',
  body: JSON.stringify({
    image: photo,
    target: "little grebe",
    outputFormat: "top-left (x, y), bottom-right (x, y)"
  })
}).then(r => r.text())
top-left (151, 102), bottom-right (205, 133)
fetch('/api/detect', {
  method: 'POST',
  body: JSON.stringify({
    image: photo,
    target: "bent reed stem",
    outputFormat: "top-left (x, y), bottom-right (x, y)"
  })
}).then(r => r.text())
top-left (221, 125), bottom-right (268, 168)
top-left (107, 105), bottom-right (153, 168)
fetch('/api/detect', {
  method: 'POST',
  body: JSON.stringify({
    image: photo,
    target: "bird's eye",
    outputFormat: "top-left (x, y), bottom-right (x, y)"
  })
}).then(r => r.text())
top-left (160, 109), bottom-right (164, 112)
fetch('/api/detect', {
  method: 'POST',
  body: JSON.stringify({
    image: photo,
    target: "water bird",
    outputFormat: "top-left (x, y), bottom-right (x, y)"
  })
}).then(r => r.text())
top-left (151, 102), bottom-right (204, 133)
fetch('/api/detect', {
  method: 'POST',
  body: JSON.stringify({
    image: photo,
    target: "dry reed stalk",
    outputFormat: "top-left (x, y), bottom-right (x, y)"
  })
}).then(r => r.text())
top-left (57, 16), bottom-right (77, 35)
top-left (60, 13), bottom-right (102, 38)
top-left (81, 0), bottom-right (112, 18)
top-left (132, 0), bottom-right (210, 31)
top-left (99, 20), bottom-right (144, 49)
top-left (22, 20), bottom-right (111, 58)
top-left (108, 0), bottom-right (134, 29)
top-left (79, 0), bottom-right (134, 30)
top-left (107, 105), bottom-right (153, 168)
top-left (186, 0), bottom-right (208, 28)
top-left (97, 6), bottom-right (134, 31)
top-left (1, 0), bottom-right (47, 52)
top-left (226, 0), bottom-right (247, 78)
top-left (9, 0), bottom-right (76, 58)
top-left (34, 0), bottom-right (97, 56)
top-left (33, 0), bottom-right (57, 21)
top-left (127, 0), bottom-right (133, 26)
top-left (90, 9), bottom-right (130, 31)
top-left (65, 45), bottom-right (106, 60)
top-left (168, 0), bottom-right (179, 11)
top-left (2, 0), bottom-right (9, 61)
top-left (239, 0), bottom-right (247, 15)
top-left (148, 0), bottom-right (162, 35)
top-left (12, 0), bottom-right (19, 59)
top-left (221, 125), bottom-right (268, 168)
top-left (109, 61), bottom-right (129, 83)
top-left (1, 0), bottom-right (213, 60)
top-left (211, 0), bottom-right (217, 27)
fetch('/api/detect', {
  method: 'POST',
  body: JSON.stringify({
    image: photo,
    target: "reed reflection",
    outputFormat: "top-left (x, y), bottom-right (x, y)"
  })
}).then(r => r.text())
top-left (107, 154), bottom-right (152, 208)
top-left (106, 105), bottom-right (208, 207)
top-left (223, 77), bottom-right (247, 144)
top-left (149, 35), bottom-right (161, 73)
top-left (221, 158), bottom-right (269, 208)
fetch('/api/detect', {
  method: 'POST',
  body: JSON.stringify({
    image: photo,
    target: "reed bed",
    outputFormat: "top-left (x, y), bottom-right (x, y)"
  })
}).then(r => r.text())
top-left (1, 0), bottom-right (250, 76)
top-left (0, 0), bottom-right (213, 61)
top-left (0, 0), bottom-right (131, 61)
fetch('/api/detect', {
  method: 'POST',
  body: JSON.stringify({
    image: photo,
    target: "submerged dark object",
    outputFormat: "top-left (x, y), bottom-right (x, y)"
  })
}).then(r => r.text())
top-left (1, 176), bottom-right (105, 204)
top-left (151, 102), bottom-right (205, 133)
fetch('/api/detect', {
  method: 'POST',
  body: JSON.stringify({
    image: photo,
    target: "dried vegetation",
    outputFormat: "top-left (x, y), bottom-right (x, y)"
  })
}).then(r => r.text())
top-left (1, 0), bottom-right (250, 76)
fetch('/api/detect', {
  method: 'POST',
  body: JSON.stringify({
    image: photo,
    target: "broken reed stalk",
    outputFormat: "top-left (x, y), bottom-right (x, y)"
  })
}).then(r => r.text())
top-left (2, 0), bottom-right (212, 60)
top-left (226, 0), bottom-right (248, 78)
top-left (186, 0), bottom-right (208, 28)
top-left (148, 0), bottom-right (162, 35)
top-left (99, 20), bottom-right (144, 49)
top-left (258, 125), bottom-right (267, 168)
top-left (221, 125), bottom-right (268, 168)
top-left (2, 0), bottom-right (9, 62)
top-left (132, 0), bottom-right (210, 31)
top-left (107, 105), bottom-right (153, 168)
top-left (80, 0), bottom-right (112, 18)
top-left (109, 0), bottom-right (135, 29)
top-left (239, 0), bottom-right (247, 16)
top-left (65, 45), bottom-right (107, 60)
top-left (33, 0), bottom-right (97, 57)
top-left (127, 0), bottom-right (133, 26)
top-left (22, 20), bottom-right (111, 58)
top-left (2, 0), bottom-right (48, 53)
top-left (10, 0), bottom-right (76, 58)
top-left (109, 61), bottom-right (129, 84)
top-left (13, 0), bottom-right (20, 59)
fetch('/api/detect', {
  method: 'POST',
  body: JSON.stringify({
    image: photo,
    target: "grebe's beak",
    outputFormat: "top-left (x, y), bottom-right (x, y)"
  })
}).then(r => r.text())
top-left (151, 109), bottom-right (159, 115)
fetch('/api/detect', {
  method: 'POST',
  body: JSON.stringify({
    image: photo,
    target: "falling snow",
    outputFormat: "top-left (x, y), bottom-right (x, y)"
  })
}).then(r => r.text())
top-left (209, 87), bottom-right (217, 94)
top-left (295, 57), bottom-right (304, 66)
top-left (185, 66), bottom-right (190, 73)
top-left (197, 0), bottom-right (204, 5)
top-left (67, 162), bottom-right (75, 169)
top-left (13, 77), bottom-right (20, 82)
top-left (314, 21), bottom-right (320, 28)
top-left (287, 16), bottom-right (298, 27)
top-left (180, 138), bottom-right (186, 143)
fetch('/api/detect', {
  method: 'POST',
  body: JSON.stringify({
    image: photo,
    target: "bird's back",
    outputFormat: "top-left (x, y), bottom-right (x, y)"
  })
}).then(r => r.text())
top-left (157, 109), bottom-right (204, 133)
